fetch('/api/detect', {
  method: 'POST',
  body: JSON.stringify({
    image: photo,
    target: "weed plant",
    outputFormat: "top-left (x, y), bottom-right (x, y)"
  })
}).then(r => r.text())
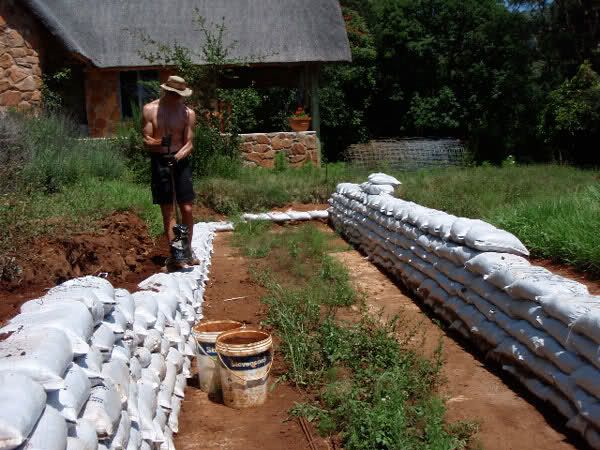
top-left (234, 223), bottom-right (477, 449)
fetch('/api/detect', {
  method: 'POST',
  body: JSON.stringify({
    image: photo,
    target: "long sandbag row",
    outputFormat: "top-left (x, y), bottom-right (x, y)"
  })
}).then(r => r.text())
top-left (242, 210), bottom-right (329, 223)
top-left (328, 175), bottom-right (600, 449)
top-left (0, 222), bottom-right (222, 450)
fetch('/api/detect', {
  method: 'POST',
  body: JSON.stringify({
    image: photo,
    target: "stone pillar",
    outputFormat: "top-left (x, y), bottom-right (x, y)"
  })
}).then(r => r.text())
top-left (85, 69), bottom-right (121, 137)
top-left (0, 1), bottom-right (44, 110)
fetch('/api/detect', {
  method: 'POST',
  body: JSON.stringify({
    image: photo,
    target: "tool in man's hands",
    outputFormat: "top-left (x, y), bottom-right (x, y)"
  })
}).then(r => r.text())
top-left (163, 134), bottom-right (194, 271)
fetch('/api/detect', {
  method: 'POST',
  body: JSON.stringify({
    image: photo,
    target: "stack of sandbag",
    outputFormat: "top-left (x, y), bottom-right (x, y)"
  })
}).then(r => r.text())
top-left (242, 209), bottom-right (329, 223)
top-left (0, 221), bottom-right (219, 450)
top-left (328, 174), bottom-right (600, 449)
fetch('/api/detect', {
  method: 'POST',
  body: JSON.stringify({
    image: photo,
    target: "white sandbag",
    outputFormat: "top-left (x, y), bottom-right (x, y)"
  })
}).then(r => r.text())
top-left (538, 294), bottom-right (600, 327)
top-left (368, 173), bottom-right (401, 186)
top-left (0, 328), bottom-right (72, 390)
top-left (254, 213), bottom-right (271, 221)
top-left (167, 397), bottom-right (181, 433)
top-left (0, 373), bottom-right (46, 450)
top-left (165, 348), bottom-right (184, 372)
top-left (103, 309), bottom-right (128, 338)
top-left (465, 253), bottom-right (530, 278)
top-left (101, 360), bottom-right (129, 405)
top-left (66, 437), bottom-right (87, 450)
top-left (125, 424), bottom-right (141, 450)
top-left (267, 211), bottom-right (291, 222)
top-left (137, 381), bottom-right (158, 442)
top-left (159, 337), bottom-right (170, 357)
top-left (449, 218), bottom-right (481, 244)
top-left (135, 348), bottom-right (152, 369)
top-left (465, 225), bottom-right (529, 256)
top-left (361, 182), bottom-right (394, 195)
top-left (143, 330), bottom-right (162, 353)
top-left (132, 293), bottom-right (158, 327)
top-left (80, 384), bottom-right (121, 439)
top-left (157, 363), bottom-right (177, 411)
top-left (127, 382), bottom-right (139, 425)
top-left (148, 354), bottom-right (166, 382)
top-left (183, 335), bottom-right (197, 357)
top-left (477, 320), bottom-right (508, 346)
top-left (493, 338), bottom-right (558, 385)
top-left (140, 369), bottom-right (160, 390)
top-left (182, 357), bottom-right (192, 379)
top-left (47, 276), bottom-right (116, 315)
top-left (57, 276), bottom-right (114, 298)
top-left (508, 301), bottom-right (544, 329)
top-left (574, 389), bottom-right (600, 429)
top-left (153, 294), bottom-right (178, 324)
top-left (2, 301), bottom-right (93, 356)
top-left (47, 363), bottom-right (91, 422)
top-left (450, 246), bottom-right (481, 266)
top-left (242, 213), bottom-right (259, 221)
top-left (74, 349), bottom-right (104, 387)
top-left (572, 364), bottom-right (600, 398)
top-left (154, 312), bottom-right (166, 334)
top-left (114, 289), bottom-right (134, 325)
top-left (159, 427), bottom-right (174, 450)
top-left (506, 272), bottom-right (589, 302)
top-left (91, 324), bottom-right (116, 359)
top-left (68, 420), bottom-right (98, 450)
top-left (129, 357), bottom-right (141, 382)
top-left (111, 341), bottom-right (131, 367)
top-left (20, 406), bottom-right (67, 450)
top-left (173, 374), bottom-right (186, 398)
top-left (573, 305), bottom-right (600, 345)
top-left (109, 412), bottom-right (130, 450)
top-left (21, 293), bottom-right (104, 327)
top-left (308, 210), bottom-right (329, 220)
top-left (286, 211), bottom-right (312, 221)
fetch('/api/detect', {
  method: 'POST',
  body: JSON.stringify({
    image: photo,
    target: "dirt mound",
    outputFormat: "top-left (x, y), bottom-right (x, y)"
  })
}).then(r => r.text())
top-left (0, 211), bottom-right (168, 323)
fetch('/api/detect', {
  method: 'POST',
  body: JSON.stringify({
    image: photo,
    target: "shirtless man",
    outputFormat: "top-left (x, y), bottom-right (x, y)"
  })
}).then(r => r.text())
top-left (142, 75), bottom-right (198, 263)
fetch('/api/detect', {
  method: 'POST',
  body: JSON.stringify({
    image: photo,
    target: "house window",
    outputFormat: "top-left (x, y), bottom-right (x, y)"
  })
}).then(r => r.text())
top-left (120, 70), bottom-right (159, 118)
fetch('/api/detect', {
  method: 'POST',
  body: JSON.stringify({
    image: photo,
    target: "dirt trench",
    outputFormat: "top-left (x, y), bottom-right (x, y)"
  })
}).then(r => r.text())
top-left (175, 226), bottom-right (587, 450)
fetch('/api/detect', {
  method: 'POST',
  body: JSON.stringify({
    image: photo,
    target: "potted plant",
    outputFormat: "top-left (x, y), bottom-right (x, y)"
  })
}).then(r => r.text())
top-left (288, 106), bottom-right (311, 132)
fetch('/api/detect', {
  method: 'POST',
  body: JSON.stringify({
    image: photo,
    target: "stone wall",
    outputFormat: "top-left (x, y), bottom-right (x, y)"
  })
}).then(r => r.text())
top-left (0, 0), bottom-right (46, 110)
top-left (239, 131), bottom-right (319, 168)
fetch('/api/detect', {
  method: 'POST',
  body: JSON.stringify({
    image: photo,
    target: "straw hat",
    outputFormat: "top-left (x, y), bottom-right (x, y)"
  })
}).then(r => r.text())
top-left (160, 75), bottom-right (192, 97)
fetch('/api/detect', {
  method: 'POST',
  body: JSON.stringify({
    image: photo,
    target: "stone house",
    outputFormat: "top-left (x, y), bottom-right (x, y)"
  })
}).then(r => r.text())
top-left (0, 0), bottom-right (351, 146)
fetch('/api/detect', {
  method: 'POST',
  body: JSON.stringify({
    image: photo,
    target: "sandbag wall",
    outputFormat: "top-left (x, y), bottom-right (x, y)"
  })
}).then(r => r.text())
top-left (328, 176), bottom-right (600, 449)
top-left (0, 222), bottom-right (220, 450)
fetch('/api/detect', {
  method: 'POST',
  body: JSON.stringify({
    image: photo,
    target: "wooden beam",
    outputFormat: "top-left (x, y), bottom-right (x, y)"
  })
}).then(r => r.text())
top-left (309, 64), bottom-right (320, 138)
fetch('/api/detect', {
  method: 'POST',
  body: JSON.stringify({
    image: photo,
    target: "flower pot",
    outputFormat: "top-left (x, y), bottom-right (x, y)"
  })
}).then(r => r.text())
top-left (288, 117), bottom-right (311, 132)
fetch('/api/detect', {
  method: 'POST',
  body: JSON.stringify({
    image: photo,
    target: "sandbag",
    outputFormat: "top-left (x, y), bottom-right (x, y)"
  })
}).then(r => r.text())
top-left (465, 253), bottom-right (530, 278)
top-left (173, 374), bottom-right (186, 398)
top-left (137, 381), bottom-right (159, 442)
top-left (91, 324), bottom-right (116, 361)
top-left (0, 373), bottom-right (46, 450)
top-left (464, 225), bottom-right (529, 256)
top-left (1, 301), bottom-right (93, 356)
top-left (80, 384), bottom-right (121, 439)
top-left (114, 289), bottom-right (135, 325)
top-left (506, 272), bottom-right (589, 302)
top-left (101, 360), bottom-right (130, 406)
top-left (74, 347), bottom-right (104, 386)
top-left (309, 210), bottom-right (329, 220)
top-left (46, 278), bottom-right (115, 316)
top-left (157, 364), bottom-right (177, 411)
top-left (573, 305), bottom-right (600, 345)
top-left (449, 218), bottom-right (482, 244)
top-left (368, 173), bottom-right (401, 186)
top-left (21, 293), bottom-right (104, 327)
top-left (168, 397), bottom-right (181, 433)
top-left (538, 294), bottom-right (600, 327)
top-left (143, 330), bottom-right (162, 353)
top-left (148, 354), bottom-right (166, 382)
top-left (19, 406), bottom-right (67, 450)
top-left (109, 412), bottom-right (130, 450)
top-left (111, 341), bottom-right (131, 367)
top-left (68, 420), bottom-right (98, 450)
top-left (0, 328), bottom-right (72, 390)
top-left (47, 363), bottom-right (92, 422)
top-left (125, 424), bottom-right (141, 450)
top-left (132, 293), bottom-right (158, 328)
top-left (135, 348), bottom-right (152, 369)
top-left (103, 309), bottom-right (128, 338)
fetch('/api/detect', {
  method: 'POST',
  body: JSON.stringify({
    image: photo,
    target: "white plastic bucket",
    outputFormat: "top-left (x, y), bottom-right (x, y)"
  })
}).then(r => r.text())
top-left (215, 328), bottom-right (273, 409)
top-left (192, 320), bottom-right (243, 395)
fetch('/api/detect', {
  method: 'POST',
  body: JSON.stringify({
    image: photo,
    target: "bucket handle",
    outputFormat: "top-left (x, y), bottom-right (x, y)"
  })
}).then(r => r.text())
top-left (217, 350), bottom-right (273, 382)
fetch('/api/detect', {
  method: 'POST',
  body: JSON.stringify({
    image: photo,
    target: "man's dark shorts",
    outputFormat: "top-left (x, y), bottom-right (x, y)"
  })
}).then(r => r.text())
top-left (151, 154), bottom-right (196, 205)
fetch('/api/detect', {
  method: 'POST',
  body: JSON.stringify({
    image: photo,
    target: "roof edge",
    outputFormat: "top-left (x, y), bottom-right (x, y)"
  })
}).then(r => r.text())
top-left (21, 0), bottom-right (93, 65)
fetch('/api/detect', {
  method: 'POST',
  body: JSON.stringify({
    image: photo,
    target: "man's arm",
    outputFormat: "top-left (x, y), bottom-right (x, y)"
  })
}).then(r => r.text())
top-left (175, 108), bottom-right (196, 161)
top-left (142, 103), bottom-right (162, 151)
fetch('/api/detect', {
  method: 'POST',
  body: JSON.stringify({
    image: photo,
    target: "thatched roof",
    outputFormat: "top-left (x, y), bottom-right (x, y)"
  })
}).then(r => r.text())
top-left (23, 0), bottom-right (352, 68)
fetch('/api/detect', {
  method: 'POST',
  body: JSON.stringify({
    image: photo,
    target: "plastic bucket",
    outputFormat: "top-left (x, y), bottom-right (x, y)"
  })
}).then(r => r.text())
top-left (192, 320), bottom-right (243, 395)
top-left (215, 328), bottom-right (273, 409)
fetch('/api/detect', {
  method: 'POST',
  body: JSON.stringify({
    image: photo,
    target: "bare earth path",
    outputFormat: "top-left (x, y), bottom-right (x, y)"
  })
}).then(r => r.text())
top-left (333, 248), bottom-right (583, 450)
top-left (174, 233), bottom-right (311, 450)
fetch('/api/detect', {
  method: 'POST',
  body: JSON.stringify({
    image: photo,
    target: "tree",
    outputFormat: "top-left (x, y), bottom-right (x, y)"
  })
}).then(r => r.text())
top-left (539, 61), bottom-right (600, 164)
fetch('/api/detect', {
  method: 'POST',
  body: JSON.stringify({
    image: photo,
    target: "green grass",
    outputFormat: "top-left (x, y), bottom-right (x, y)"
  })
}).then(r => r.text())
top-left (489, 185), bottom-right (600, 274)
top-left (234, 223), bottom-right (477, 449)
top-left (208, 163), bottom-right (599, 274)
